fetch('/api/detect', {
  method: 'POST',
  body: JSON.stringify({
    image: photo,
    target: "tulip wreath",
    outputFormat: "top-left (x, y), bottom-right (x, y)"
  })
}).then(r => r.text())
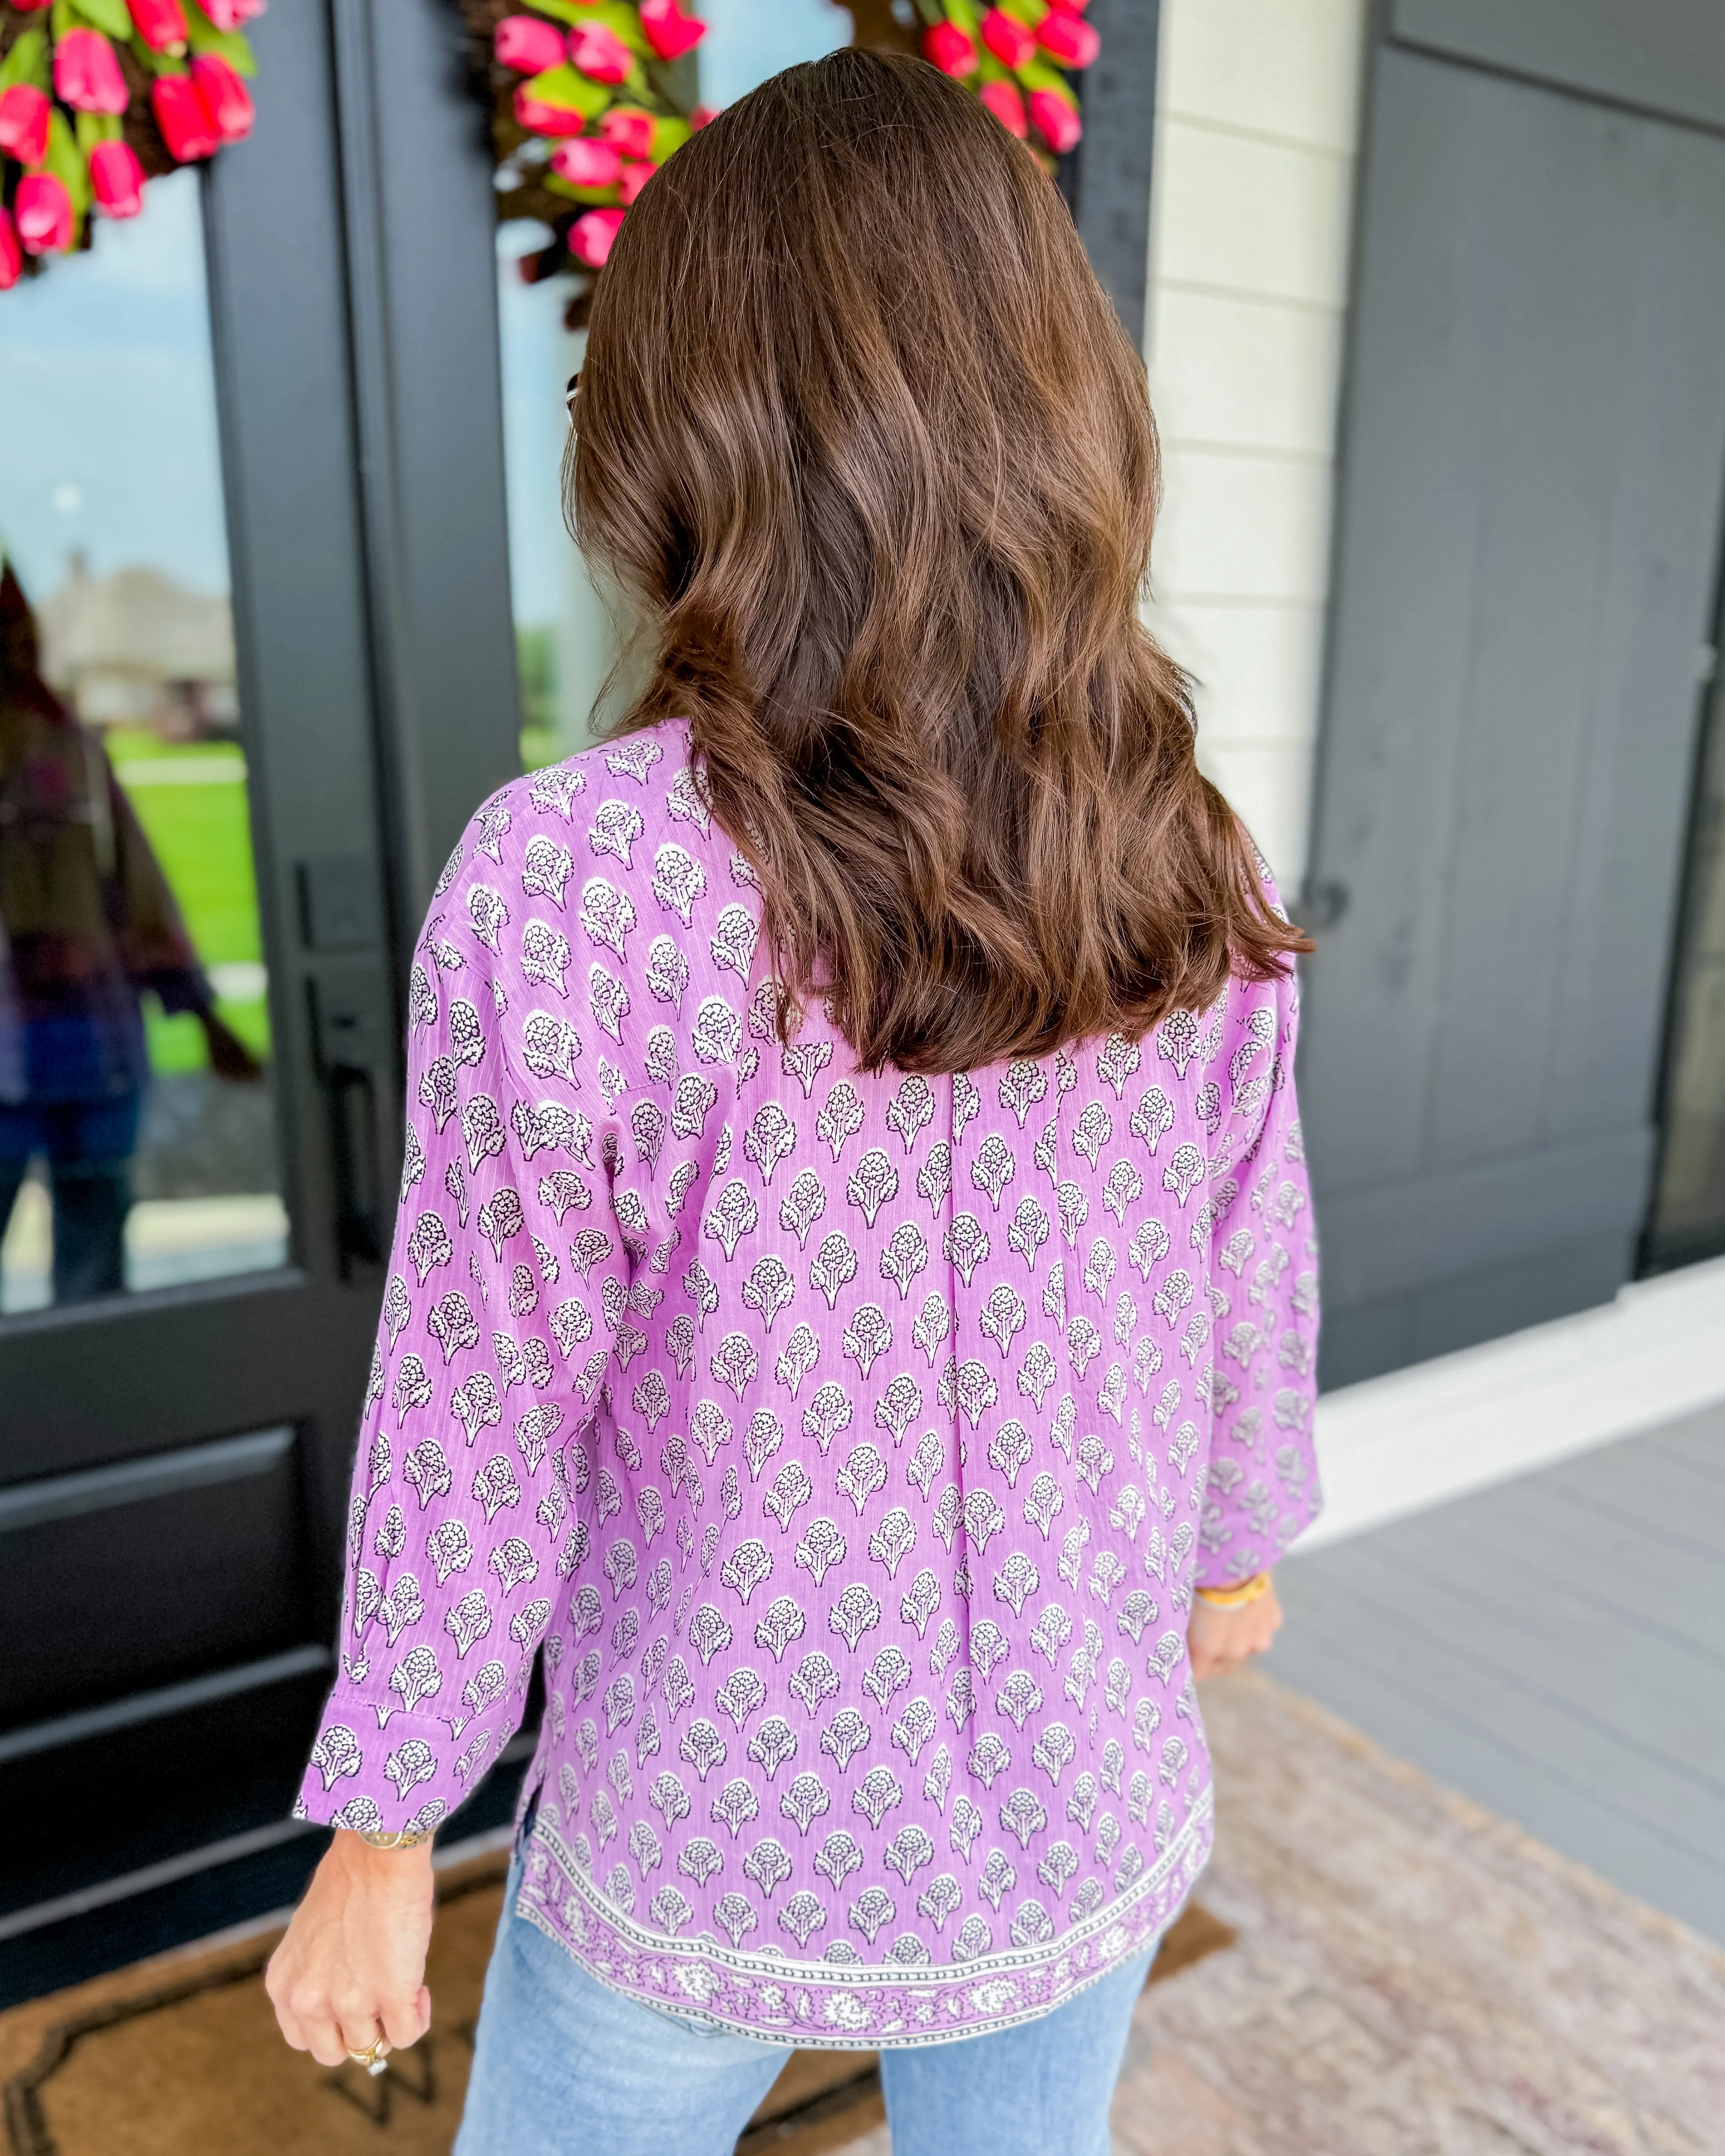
top-left (0, 0), bottom-right (259, 288)
top-left (459, 0), bottom-right (1101, 320)
top-left (0, 0), bottom-right (1098, 299)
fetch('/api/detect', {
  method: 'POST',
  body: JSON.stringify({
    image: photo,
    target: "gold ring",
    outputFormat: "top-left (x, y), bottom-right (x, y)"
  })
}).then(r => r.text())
top-left (347, 2038), bottom-right (388, 2076)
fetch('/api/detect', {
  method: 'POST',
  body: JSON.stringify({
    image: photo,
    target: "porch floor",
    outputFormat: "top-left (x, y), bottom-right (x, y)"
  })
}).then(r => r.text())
top-left (1271, 1400), bottom-right (1725, 1945)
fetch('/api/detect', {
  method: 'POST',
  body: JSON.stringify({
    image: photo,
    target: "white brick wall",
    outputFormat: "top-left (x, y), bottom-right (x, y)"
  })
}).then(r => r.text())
top-left (1143, 0), bottom-right (1369, 890)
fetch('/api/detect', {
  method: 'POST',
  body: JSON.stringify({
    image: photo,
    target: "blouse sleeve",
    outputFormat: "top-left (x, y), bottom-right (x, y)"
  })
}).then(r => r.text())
top-left (1195, 947), bottom-right (1323, 1588)
top-left (295, 806), bottom-right (629, 1836)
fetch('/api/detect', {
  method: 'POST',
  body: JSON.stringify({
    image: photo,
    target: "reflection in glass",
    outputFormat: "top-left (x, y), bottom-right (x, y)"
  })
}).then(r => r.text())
top-left (497, 0), bottom-right (853, 770)
top-left (0, 170), bottom-right (286, 1313)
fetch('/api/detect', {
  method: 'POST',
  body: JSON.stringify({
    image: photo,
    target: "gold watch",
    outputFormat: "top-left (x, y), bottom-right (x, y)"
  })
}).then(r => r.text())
top-left (347, 1826), bottom-right (434, 1850)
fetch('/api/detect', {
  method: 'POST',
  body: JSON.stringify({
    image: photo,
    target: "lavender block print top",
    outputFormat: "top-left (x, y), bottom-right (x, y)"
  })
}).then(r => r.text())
top-left (296, 722), bottom-right (1322, 2047)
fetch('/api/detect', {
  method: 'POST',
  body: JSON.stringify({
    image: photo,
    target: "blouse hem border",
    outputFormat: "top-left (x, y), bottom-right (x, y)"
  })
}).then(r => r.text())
top-left (506, 1784), bottom-right (1213, 2050)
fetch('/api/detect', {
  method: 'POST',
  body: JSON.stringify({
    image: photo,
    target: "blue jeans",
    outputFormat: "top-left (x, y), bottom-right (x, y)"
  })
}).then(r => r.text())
top-left (456, 1848), bottom-right (1155, 2156)
top-left (0, 1093), bottom-right (140, 1303)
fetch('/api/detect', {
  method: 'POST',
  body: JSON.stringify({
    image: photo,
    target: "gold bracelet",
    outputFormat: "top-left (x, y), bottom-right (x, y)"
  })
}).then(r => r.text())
top-left (345, 1826), bottom-right (434, 1851)
top-left (1194, 1571), bottom-right (1271, 1610)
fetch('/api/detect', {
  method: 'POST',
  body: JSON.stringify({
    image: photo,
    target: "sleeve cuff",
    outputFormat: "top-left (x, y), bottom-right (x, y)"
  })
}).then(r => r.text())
top-left (293, 1687), bottom-right (526, 1837)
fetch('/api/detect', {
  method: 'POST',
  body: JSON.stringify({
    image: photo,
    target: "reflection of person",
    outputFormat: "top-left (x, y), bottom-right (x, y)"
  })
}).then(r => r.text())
top-left (268, 53), bottom-right (1320, 2156)
top-left (0, 558), bottom-right (261, 1304)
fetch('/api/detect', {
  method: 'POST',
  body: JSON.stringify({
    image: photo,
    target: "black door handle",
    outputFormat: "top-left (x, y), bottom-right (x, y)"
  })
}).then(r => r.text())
top-left (308, 960), bottom-right (394, 1269)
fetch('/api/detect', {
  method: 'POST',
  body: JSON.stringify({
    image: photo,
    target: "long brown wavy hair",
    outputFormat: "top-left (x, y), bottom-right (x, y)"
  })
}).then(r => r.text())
top-left (572, 48), bottom-right (1306, 1074)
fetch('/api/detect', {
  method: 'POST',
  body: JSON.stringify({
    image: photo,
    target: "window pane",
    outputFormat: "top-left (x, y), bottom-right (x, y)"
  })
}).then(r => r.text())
top-left (0, 171), bottom-right (288, 1313)
top-left (497, 1), bottom-right (854, 771)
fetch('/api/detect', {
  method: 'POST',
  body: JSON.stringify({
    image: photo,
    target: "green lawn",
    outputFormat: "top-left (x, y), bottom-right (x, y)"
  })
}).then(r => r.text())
top-left (105, 728), bottom-right (271, 1076)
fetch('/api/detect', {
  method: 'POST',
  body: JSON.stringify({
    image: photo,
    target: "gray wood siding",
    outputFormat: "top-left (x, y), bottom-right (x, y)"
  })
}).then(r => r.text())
top-left (1393, 0), bottom-right (1725, 135)
top-left (1271, 1405), bottom-right (1725, 1944)
top-left (1300, 32), bottom-right (1725, 1384)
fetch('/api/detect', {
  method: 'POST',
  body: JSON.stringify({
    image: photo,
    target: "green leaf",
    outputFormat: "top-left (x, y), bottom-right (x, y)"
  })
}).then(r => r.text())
top-left (185, 3), bottom-right (257, 74)
top-left (519, 0), bottom-right (595, 24)
top-left (543, 173), bottom-right (621, 205)
top-left (44, 106), bottom-right (92, 217)
top-left (0, 28), bottom-right (50, 92)
top-left (649, 114), bottom-right (691, 161)
top-left (1018, 58), bottom-right (1075, 97)
top-left (519, 62), bottom-right (611, 122)
top-left (943, 0), bottom-right (981, 30)
top-left (71, 0), bottom-right (134, 38)
top-left (74, 107), bottom-right (121, 155)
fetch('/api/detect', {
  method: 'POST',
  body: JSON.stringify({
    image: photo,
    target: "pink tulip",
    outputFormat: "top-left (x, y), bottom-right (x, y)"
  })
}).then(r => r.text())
top-left (617, 159), bottom-right (656, 204)
top-left (923, 21), bottom-right (978, 76)
top-left (16, 172), bottom-right (74, 254)
top-left (980, 8), bottom-right (1035, 70)
top-left (568, 21), bottom-right (632, 84)
top-left (152, 72), bottom-right (220, 160)
top-left (90, 137), bottom-right (147, 217)
top-left (1028, 86), bottom-right (1081, 152)
top-left (0, 211), bottom-right (22, 291)
top-left (494, 14), bottom-right (566, 74)
top-left (978, 78), bottom-right (1027, 137)
top-left (638, 0), bottom-right (706, 62)
top-left (549, 135), bottom-right (622, 187)
top-left (513, 82), bottom-right (587, 135)
top-left (570, 207), bottom-right (626, 266)
top-left (597, 106), bottom-right (655, 159)
top-left (1037, 8), bottom-right (1099, 65)
top-left (690, 102), bottom-right (718, 129)
top-left (55, 28), bottom-right (129, 115)
top-left (0, 83), bottom-right (51, 168)
top-left (127, 0), bottom-right (188, 54)
top-left (10, 0), bottom-right (52, 10)
top-left (201, 0), bottom-right (266, 24)
top-left (191, 53), bottom-right (255, 141)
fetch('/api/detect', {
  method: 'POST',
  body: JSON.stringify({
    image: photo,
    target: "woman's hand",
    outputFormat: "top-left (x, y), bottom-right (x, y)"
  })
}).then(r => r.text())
top-left (265, 1832), bottom-right (435, 2068)
top-left (199, 1008), bottom-right (265, 1083)
top-left (1187, 1577), bottom-right (1283, 1680)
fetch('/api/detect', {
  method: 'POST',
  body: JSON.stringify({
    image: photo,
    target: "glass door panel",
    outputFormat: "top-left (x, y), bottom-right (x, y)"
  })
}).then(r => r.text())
top-left (495, 0), bottom-right (853, 769)
top-left (0, 169), bottom-right (286, 1315)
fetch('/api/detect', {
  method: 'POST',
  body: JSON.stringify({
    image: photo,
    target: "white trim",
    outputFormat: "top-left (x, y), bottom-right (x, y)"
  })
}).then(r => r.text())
top-left (1296, 1256), bottom-right (1725, 1552)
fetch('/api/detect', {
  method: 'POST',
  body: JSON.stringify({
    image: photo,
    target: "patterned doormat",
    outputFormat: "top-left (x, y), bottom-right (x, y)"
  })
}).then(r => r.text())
top-left (4, 1673), bottom-right (1721, 2156)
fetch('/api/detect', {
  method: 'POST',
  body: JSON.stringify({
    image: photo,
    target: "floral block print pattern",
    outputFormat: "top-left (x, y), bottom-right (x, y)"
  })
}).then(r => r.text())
top-left (295, 721), bottom-right (1322, 2047)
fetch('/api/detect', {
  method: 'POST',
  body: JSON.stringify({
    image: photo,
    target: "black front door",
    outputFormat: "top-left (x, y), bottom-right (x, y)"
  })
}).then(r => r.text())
top-left (0, 0), bottom-right (519, 2001)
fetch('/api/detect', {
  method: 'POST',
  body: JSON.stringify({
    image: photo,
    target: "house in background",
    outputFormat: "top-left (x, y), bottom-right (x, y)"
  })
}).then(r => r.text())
top-left (34, 554), bottom-right (239, 740)
top-left (0, 0), bottom-right (1722, 2003)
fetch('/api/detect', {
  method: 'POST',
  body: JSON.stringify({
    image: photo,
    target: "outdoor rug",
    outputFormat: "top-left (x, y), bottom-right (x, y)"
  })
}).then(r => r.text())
top-left (3, 1670), bottom-right (1721, 2155)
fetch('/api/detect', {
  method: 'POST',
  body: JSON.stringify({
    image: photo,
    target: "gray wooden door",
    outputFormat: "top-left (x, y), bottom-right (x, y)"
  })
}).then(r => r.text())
top-left (1300, 13), bottom-right (1725, 1387)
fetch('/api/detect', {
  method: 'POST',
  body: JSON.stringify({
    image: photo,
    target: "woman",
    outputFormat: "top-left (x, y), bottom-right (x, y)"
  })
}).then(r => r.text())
top-left (268, 50), bottom-right (1319, 2155)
